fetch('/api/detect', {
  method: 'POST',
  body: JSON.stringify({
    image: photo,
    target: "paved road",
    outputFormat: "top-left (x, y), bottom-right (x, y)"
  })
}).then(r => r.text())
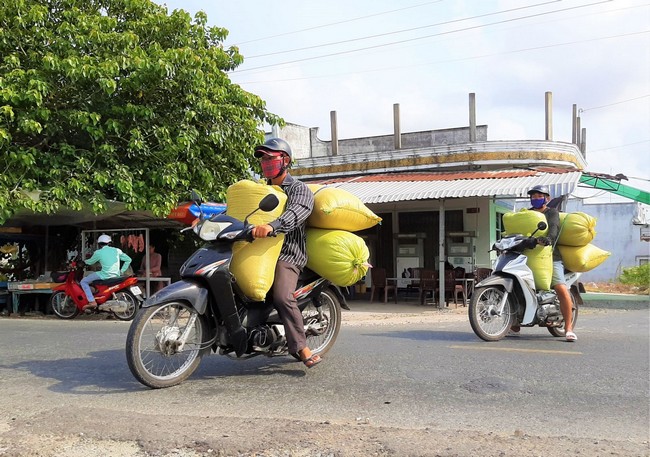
top-left (0, 309), bottom-right (648, 455)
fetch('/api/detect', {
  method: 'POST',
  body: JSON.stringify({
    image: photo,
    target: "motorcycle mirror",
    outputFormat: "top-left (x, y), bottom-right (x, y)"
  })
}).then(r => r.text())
top-left (259, 194), bottom-right (280, 212)
top-left (537, 221), bottom-right (548, 231)
top-left (190, 189), bottom-right (203, 206)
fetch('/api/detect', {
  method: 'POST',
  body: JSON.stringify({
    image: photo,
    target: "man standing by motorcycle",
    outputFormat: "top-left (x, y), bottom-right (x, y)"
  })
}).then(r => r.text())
top-left (510, 185), bottom-right (577, 342)
top-left (251, 137), bottom-right (322, 368)
top-left (81, 234), bottom-right (133, 312)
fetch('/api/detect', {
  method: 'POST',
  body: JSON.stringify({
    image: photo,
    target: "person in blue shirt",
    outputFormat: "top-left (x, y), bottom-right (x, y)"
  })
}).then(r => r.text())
top-left (81, 234), bottom-right (132, 312)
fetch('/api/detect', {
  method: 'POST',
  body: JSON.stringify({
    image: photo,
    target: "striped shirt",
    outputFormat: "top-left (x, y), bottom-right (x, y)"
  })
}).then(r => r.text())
top-left (267, 173), bottom-right (314, 269)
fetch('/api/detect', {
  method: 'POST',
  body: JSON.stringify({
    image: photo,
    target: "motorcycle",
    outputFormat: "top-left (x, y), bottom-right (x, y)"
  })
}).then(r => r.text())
top-left (468, 221), bottom-right (582, 341)
top-left (49, 260), bottom-right (142, 320)
top-left (125, 193), bottom-right (347, 389)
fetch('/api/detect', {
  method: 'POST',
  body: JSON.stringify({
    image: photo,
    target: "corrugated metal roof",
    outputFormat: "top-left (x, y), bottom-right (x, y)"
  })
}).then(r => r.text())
top-left (309, 168), bottom-right (582, 203)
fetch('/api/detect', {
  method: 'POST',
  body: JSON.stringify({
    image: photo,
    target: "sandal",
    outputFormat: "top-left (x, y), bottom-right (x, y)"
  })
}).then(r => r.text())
top-left (302, 354), bottom-right (322, 369)
top-left (82, 303), bottom-right (97, 313)
top-left (565, 331), bottom-right (577, 342)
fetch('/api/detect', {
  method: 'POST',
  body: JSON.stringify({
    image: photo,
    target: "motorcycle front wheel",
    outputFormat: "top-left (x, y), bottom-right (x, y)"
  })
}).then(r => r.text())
top-left (126, 302), bottom-right (209, 389)
top-left (111, 290), bottom-right (139, 321)
top-left (49, 291), bottom-right (79, 319)
top-left (547, 289), bottom-right (579, 338)
top-left (302, 288), bottom-right (341, 356)
top-left (468, 286), bottom-right (515, 341)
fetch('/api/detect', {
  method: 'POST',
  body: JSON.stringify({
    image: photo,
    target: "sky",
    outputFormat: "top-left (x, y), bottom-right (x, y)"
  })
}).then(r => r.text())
top-left (155, 0), bottom-right (649, 202)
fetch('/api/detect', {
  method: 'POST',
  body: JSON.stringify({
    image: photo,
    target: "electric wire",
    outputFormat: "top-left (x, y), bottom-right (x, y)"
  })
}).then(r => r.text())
top-left (580, 95), bottom-right (650, 112)
top-left (231, 0), bottom-right (612, 73)
top-left (234, 0), bottom-right (444, 45)
top-left (234, 30), bottom-right (648, 84)
top-left (245, 0), bottom-right (562, 58)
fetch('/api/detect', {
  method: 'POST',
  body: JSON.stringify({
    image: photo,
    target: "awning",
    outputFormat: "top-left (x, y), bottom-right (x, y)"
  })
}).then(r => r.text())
top-left (579, 172), bottom-right (650, 205)
top-left (309, 168), bottom-right (582, 204)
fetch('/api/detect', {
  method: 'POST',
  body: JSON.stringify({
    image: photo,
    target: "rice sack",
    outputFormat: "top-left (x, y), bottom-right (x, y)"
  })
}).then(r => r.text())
top-left (502, 209), bottom-right (549, 237)
top-left (306, 228), bottom-right (370, 286)
top-left (226, 180), bottom-right (287, 301)
top-left (558, 244), bottom-right (611, 273)
top-left (503, 210), bottom-right (552, 289)
top-left (524, 245), bottom-right (553, 290)
top-left (557, 212), bottom-right (597, 247)
top-left (307, 185), bottom-right (382, 232)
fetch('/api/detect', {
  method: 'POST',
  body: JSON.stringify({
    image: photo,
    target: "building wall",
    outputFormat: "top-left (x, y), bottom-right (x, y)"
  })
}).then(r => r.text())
top-left (566, 200), bottom-right (650, 282)
top-left (308, 125), bottom-right (488, 158)
top-left (275, 124), bottom-right (488, 159)
top-left (273, 123), bottom-right (312, 160)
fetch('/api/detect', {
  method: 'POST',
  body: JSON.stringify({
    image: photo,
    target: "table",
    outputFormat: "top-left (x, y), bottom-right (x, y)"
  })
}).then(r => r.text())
top-left (7, 281), bottom-right (58, 314)
top-left (455, 277), bottom-right (475, 306)
top-left (137, 277), bottom-right (172, 297)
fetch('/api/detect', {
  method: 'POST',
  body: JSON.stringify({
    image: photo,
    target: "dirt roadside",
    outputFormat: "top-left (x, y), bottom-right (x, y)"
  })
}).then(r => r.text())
top-left (1, 407), bottom-right (648, 457)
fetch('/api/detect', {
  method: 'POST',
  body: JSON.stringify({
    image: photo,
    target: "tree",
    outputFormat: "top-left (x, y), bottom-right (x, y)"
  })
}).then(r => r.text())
top-left (0, 0), bottom-right (280, 223)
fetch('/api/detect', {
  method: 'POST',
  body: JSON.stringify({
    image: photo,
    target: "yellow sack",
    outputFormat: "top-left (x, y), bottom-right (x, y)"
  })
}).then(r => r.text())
top-left (558, 212), bottom-right (597, 247)
top-left (226, 180), bottom-right (287, 301)
top-left (503, 209), bottom-right (548, 237)
top-left (524, 245), bottom-right (553, 290)
top-left (306, 228), bottom-right (370, 286)
top-left (307, 185), bottom-right (382, 232)
top-left (558, 244), bottom-right (611, 273)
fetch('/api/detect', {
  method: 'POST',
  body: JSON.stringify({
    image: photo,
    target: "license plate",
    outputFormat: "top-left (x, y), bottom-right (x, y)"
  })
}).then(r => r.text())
top-left (130, 286), bottom-right (142, 295)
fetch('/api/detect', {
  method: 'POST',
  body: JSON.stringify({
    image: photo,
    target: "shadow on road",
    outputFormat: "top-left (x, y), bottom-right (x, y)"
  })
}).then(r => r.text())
top-left (363, 329), bottom-right (477, 342)
top-left (2, 349), bottom-right (311, 393)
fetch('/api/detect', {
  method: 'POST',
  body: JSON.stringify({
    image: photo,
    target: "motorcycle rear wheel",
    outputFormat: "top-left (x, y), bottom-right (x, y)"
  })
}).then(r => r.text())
top-left (468, 286), bottom-right (515, 341)
top-left (547, 290), bottom-right (579, 337)
top-left (111, 290), bottom-right (139, 321)
top-left (126, 302), bottom-right (208, 388)
top-left (49, 291), bottom-right (79, 319)
top-left (302, 288), bottom-right (341, 356)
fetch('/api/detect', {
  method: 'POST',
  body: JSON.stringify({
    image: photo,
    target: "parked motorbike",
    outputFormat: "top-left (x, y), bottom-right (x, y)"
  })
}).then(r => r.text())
top-left (468, 221), bottom-right (582, 341)
top-left (125, 193), bottom-right (347, 389)
top-left (49, 260), bottom-right (142, 321)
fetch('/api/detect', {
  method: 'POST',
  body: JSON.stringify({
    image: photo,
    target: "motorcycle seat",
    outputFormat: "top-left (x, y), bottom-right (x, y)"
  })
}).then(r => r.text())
top-left (92, 276), bottom-right (131, 286)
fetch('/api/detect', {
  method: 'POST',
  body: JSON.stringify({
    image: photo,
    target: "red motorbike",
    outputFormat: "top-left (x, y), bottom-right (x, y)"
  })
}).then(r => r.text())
top-left (49, 260), bottom-right (143, 320)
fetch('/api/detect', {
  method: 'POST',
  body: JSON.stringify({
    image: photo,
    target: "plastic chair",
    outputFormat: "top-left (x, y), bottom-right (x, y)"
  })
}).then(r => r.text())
top-left (370, 267), bottom-right (396, 303)
top-left (452, 267), bottom-right (467, 307)
top-left (444, 269), bottom-right (464, 307)
top-left (418, 269), bottom-right (438, 305)
top-left (474, 267), bottom-right (493, 284)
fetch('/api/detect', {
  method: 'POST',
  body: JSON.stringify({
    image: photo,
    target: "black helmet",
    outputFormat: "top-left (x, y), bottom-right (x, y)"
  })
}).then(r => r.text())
top-left (254, 137), bottom-right (293, 160)
top-left (527, 184), bottom-right (550, 196)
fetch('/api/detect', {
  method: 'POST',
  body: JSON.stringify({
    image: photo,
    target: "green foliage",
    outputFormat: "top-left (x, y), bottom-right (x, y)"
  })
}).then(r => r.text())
top-left (0, 0), bottom-right (281, 223)
top-left (619, 263), bottom-right (650, 289)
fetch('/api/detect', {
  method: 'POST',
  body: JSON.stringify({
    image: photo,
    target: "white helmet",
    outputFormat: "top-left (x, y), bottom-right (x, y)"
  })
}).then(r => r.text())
top-left (97, 234), bottom-right (112, 244)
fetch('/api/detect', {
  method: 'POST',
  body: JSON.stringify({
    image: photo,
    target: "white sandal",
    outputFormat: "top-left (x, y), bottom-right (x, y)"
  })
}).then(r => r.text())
top-left (565, 331), bottom-right (577, 342)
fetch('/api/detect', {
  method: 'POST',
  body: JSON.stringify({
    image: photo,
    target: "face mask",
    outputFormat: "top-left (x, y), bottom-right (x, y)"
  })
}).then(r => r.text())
top-left (261, 155), bottom-right (285, 179)
top-left (530, 197), bottom-right (546, 209)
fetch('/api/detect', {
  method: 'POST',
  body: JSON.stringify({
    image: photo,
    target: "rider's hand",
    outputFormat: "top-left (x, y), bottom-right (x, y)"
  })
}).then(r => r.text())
top-left (252, 224), bottom-right (274, 239)
top-left (537, 236), bottom-right (552, 246)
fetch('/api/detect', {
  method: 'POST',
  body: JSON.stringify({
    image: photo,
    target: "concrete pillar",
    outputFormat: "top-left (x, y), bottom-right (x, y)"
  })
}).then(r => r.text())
top-left (572, 104), bottom-right (578, 144)
top-left (576, 116), bottom-right (581, 150)
top-left (330, 110), bottom-right (338, 156)
top-left (393, 103), bottom-right (401, 149)
top-left (545, 91), bottom-right (553, 141)
top-left (438, 200), bottom-right (446, 309)
top-left (581, 128), bottom-right (587, 156)
top-left (469, 93), bottom-right (476, 142)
